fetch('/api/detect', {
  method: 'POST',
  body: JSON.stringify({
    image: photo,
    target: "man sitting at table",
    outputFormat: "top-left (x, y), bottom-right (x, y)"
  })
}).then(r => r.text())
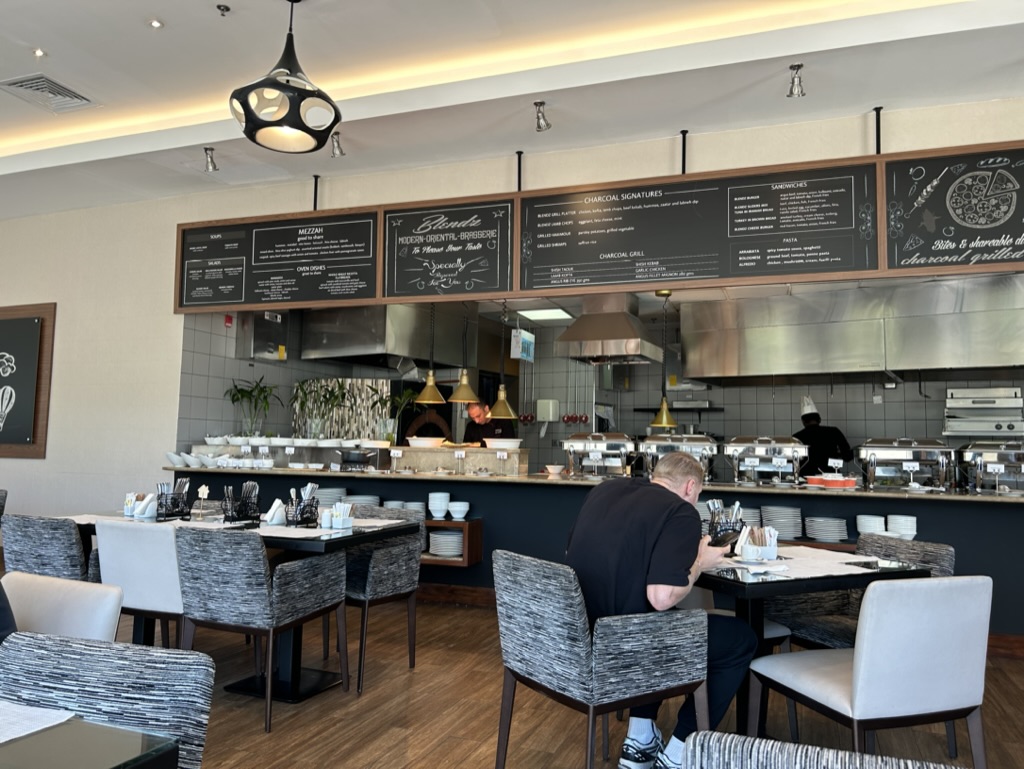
top-left (565, 452), bottom-right (757, 769)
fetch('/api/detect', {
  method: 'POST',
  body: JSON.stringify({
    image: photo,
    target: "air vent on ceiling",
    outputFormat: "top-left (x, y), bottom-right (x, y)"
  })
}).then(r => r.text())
top-left (0, 74), bottom-right (95, 114)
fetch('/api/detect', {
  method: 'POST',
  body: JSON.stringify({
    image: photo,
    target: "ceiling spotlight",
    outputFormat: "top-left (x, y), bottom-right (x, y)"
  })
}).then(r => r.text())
top-left (33, 48), bottom-right (46, 58)
top-left (787, 63), bottom-right (805, 98)
top-left (204, 147), bottom-right (219, 173)
top-left (330, 132), bottom-right (345, 158)
top-left (229, 0), bottom-right (341, 154)
top-left (534, 100), bottom-right (552, 132)
top-left (148, 19), bottom-right (164, 29)
top-left (216, 4), bottom-right (231, 16)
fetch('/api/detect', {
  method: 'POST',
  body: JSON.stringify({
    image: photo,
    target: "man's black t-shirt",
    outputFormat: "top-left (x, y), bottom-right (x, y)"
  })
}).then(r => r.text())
top-left (565, 477), bottom-right (701, 623)
top-left (462, 419), bottom-right (516, 444)
top-left (794, 423), bottom-right (854, 475)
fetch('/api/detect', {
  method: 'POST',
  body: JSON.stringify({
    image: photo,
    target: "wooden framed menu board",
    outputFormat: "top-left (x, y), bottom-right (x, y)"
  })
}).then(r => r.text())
top-left (886, 148), bottom-right (1024, 269)
top-left (520, 164), bottom-right (878, 290)
top-left (383, 199), bottom-right (513, 297)
top-left (177, 211), bottom-right (377, 310)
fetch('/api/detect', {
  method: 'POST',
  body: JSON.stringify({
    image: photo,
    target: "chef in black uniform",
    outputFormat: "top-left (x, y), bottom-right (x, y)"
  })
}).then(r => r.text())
top-left (462, 401), bottom-right (517, 444)
top-left (794, 396), bottom-right (854, 475)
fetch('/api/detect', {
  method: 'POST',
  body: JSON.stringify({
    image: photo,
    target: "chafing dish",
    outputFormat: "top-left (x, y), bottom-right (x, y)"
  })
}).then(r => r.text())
top-left (958, 441), bottom-right (1024, 493)
top-left (562, 432), bottom-right (635, 477)
top-left (857, 437), bottom-right (954, 490)
top-left (638, 434), bottom-right (717, 482)
top-left (722, 436), bottom-right (808, 484)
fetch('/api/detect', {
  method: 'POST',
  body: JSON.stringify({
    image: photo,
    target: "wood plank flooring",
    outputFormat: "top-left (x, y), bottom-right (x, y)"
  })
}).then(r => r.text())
top-left (109, 601), bottom-right (1024, 769)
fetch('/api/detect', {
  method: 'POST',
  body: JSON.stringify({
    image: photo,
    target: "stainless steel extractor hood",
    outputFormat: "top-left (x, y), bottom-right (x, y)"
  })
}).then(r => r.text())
top-left (554, 294), bottom-right (662, 365)
top-left (301, 303), bottom-right (477, 373)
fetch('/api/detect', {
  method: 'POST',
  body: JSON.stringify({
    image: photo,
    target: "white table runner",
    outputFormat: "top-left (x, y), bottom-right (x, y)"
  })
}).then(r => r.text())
top-left (0, 701), bottom-right (74, 744)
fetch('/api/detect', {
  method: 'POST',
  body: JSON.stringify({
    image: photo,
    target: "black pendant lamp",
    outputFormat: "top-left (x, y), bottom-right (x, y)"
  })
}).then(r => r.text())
top-left (650, 290), bottom-right (678, 430)
top-left (449, 307), bottom-right (480, 404)
top-left (415, 304), bottom-right (446, 405)
top-left (489, 300), bottom-right (518, 421)
top-left (229, 0), bottom-right (341, 154)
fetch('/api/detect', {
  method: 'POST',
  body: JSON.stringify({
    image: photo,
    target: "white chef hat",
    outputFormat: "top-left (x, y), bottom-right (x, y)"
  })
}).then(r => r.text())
top-left (800, 395), bottom-right (818, 416)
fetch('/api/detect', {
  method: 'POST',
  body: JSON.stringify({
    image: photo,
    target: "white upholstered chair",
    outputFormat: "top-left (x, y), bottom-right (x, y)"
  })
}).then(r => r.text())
top-left (95, 519), bottom-right (183, 647)
top-left (0, 571), bottom-right (123, 641)
top-left (748, 575), bottom-right (992, 769)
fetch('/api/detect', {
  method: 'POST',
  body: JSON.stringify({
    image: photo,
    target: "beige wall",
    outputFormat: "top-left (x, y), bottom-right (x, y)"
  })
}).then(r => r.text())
top-left (2, 97), bottom-right (1022, 516)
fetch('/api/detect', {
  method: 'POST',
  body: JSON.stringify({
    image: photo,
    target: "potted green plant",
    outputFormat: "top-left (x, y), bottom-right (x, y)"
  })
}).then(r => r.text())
top-left (370, 386), bottom-right (423, 443)
top-left (224, 376), bottom-right (283, 436)
top-left (311, 379), bottom-right (347, 438)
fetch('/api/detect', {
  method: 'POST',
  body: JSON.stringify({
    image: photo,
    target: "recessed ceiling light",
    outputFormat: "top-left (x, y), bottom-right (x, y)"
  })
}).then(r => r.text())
top-left (519, 308), bottom-right (573, 321)
top-left (32, 48), bottom-right (46, 58)
top-left (148, 19), bottom-right (164, 29)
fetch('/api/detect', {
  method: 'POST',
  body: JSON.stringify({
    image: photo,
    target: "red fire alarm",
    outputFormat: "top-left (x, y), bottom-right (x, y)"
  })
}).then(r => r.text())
top-left (224, 314), bottom-right (233, 329)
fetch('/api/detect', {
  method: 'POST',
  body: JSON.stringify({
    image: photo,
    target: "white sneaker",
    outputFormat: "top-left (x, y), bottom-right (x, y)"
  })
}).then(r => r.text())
top-left (618, 733), bottom-right (664, 769)
top-left (652, 749), bottom-right (682, 769)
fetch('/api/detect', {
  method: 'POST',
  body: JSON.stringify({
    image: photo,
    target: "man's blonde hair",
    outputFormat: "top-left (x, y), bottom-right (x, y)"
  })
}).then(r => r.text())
top-left (651, 451), bottom-right (704, 488)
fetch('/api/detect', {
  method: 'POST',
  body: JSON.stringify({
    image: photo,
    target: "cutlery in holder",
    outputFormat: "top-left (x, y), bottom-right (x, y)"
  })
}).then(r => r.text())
top-left (286, 497), bottom-right (319, 527)
top-left (157, 492), bottom-right (190, 520)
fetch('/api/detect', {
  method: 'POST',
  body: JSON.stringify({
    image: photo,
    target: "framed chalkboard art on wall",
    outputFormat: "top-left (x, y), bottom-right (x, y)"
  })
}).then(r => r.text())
top-left (0, 303), bottom-right (55, 459)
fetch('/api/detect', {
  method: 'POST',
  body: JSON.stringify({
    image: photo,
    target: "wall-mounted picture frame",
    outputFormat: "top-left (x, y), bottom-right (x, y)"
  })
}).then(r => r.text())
top-left (0, 303), bottom-right (55, 459)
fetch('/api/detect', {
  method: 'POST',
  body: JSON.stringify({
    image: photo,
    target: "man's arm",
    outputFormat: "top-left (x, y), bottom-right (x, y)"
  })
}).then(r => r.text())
top-left (646, 536), bottom-right (729, 611)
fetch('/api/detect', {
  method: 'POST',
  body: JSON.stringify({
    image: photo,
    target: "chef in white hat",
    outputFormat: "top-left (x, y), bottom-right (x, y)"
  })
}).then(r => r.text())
top-left (793, 395), bottom-right (854, 476)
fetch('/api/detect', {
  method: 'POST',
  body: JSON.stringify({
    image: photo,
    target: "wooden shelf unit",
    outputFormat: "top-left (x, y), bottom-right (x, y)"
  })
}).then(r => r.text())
top-left (422, 517), bottom-right (483, 567)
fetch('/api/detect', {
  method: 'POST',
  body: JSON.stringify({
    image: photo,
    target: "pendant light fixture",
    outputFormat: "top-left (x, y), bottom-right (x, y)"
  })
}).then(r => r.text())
top-left (229, 0), bottom-right (341, 154)
top-left (650, 290), bottom-right (678, 431)
top-left (489, 300), bottom-right (518, 421)
top-left (787, 63), bottom-right (806, 98)
top-left (449, 307), bottom-right (480, 404)
top-left (415, 304), bottom-right (446, 405)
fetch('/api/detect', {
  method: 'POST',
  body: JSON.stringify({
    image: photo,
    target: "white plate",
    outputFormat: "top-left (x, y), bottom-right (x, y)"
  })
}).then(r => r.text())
top-left (731, 558), bottom-right (769, 565)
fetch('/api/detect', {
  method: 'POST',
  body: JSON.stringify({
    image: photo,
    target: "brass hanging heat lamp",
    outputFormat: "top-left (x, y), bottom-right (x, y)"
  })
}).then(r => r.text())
top-left (449, 308), bottom-right (480, 404)
top-left (650, 290), bottom-right (677, 430)
top-left (489, 300), bottom-right (518, 420)
top-left (415, 304), bottom-right (446, 405)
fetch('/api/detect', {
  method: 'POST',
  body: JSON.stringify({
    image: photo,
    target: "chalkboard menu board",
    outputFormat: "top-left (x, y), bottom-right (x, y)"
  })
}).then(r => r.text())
top-left (521, 165), bottom-right (877, 290)
top-left (0, 316), bottom-right (41, 445)
top-left (179, 212), bottom-right (376, 308)
top-left (384, 200), bottom-right (513, 297)
top-left (886, 149), bottom-right (1024, 269)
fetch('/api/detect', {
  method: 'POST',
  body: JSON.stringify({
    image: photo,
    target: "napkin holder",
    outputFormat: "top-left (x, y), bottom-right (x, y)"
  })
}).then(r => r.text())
top-left (265, 499), bottom-right (287, 526)
top-left (133, 494), bottom-right (158, 520)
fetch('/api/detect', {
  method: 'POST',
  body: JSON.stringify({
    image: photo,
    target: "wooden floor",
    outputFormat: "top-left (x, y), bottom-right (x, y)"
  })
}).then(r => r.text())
top-left (108, 601), bottom-right (1024, 769)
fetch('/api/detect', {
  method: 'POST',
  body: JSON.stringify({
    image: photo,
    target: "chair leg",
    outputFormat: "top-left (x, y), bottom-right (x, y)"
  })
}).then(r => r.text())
top-left (601, 713), bottom-right (609, 761)
top-left (495, 668), bottom-right (517, 769)
top-left (616, 709), bottom-right (624, 722)
top-left (746, 674), bottom-right (762, 737)
top-left (966, 707), bottom-right (987, 769)
top-left (585, 707), bottom-right (597, 769)
top-left (693, 680), bottom-right (710, 732)
top-left (159, 618), bottom-right (171, 649)
top-left (264, 629), bottom-right (275, 733)
top-left (322, 613), bottom-right (331, 660)
top-left (865, 730), bottom-right (876, 754)
top-left (787, 697), bottom-right (799, 743)
top-left (335, 604), bottom-right (350, 692)
top-left (357, 598), bottom-right (370, 695)
top-left (407, 591), bottom-right (417, 669)
top-left (180, 617), bottom-right (196, 651)
top-left (779, 637), bottom-right (792, 653)
top-left (945, 720), bottom-right (958, 758)
top-left (253, 635), bottom-right (264, 676)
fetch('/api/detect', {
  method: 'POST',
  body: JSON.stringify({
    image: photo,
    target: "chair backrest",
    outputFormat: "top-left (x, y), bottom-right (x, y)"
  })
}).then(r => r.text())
top-left (0, 488), bottom-right (7, 518)
top-left (0, 571), bottom-right (123, 641)
top-left (492, 550), bottom-right (593, 700)
top-left (684, 731), bottom-right (958, 768)
top-left (174, 527), bottom-right (274, 628)
top-left (1, 514), bottom-right (88, 580)
top-left (95, 519), bottom-right (184, 615)
top-left (0, 631), bottom-right (215, 769)
top-left (348, 504), bottom-right (424, 599)
top-left (852, 575), bottom-right (992, 719)
top-left (856, 534), bottom-right (955, 577)
top-left (352, 502), bottom-right (426, 550)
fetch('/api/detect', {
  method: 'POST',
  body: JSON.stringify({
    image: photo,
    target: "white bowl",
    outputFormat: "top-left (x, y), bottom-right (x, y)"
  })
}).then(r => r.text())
top-left (165, 451), bottom-right (186, 468)
top-left (340, 439), bottom-right (361, 447)
top-left (483, 438), bottom-right (522, 449)
top-left (293, 438), bottom-right (318, 447)
top-left (199, 454), bottom-right (219, 468)
top-left (307, 463), bottom-right (325, 471)
top-left (545, 464), bottom-right (565, 475)
top-left (227, 436), bottom-right (248, 446)
top-left (317, 439), bottom-right (343, 448)
top-left (269, 436), bottom-right (294, 447)
top-left (408, 436), bottom-right (445, 448)
top-left (361, 439), bottom-right (391, 449)
top-left (449, 509), bottom-right (469, 520)
top-left (288, 462), bottom-right (306, 470)
top-left (204, 436), bottom-right (228, 446)
top-left (181, 453), bottom-right (202, 468)
top-left (249, 436), bottom-right (270, 446)
top-left (448, 501), bottom-right (470, 512)
top-left (257, 458), bottom-right (275, 469)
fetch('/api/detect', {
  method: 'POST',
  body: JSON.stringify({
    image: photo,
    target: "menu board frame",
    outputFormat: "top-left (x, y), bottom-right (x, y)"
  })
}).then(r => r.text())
top-left (0, 302), bottom-right (55, 460)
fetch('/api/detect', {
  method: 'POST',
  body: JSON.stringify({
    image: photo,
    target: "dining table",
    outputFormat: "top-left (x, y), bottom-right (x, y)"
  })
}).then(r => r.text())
top-left (0, 700), bottom-right (178, 769)
top-left (696, 545), bottom-right (931, 736)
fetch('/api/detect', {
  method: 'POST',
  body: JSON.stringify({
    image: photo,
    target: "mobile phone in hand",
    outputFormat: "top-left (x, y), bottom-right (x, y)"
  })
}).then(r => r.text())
top-left (708, 529), bottom-right (741, 548)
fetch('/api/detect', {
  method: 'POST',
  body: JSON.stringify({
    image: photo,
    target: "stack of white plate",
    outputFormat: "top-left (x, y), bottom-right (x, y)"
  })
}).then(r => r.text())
top-left (760, 506), bottom-right (803, 539)
top-left (805, 517), bottom-right (849, 542)
top-left (428, 492), bottom-right (450, 519)
top-left (429, 530), bottom-right (464, 557)
top-left (344, 495), bottom-right (380, 507)
top-left (740, 507), bottom-right (761, 527)
top-left (317, 488), bottom-right (348, 506)
top-left (383, 500), bottom-right (405, 509)
top-left (856, 515), bottom-right (886, 534)
top-left (404, 501), bottom-right (426, 514)
top-left (695, 502), bottom-right (711, 535)
top-left (887, 515), bottom-right (917, 540)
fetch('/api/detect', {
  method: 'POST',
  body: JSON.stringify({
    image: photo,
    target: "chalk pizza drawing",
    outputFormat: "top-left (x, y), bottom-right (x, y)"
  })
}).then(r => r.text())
top-left (946, 168), bottom-right (1019, 229)
top-left (0, 385), bottom-right (14, 432)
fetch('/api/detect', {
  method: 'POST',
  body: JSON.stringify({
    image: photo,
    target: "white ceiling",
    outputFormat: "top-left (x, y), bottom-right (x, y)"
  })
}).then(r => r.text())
top-left (2, 0), bottom-right (1023, 318)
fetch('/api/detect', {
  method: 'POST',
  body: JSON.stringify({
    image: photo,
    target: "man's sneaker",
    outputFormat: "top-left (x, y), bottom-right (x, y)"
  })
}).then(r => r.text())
top-left (652, 749), bottom-right (682, 769)
top-left (618, 733), bottom-right (664, 769)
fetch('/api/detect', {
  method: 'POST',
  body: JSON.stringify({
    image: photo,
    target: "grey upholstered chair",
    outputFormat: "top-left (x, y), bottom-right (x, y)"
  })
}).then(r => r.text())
top-left (1, 513), bottom-right (101, 582)
top-left (492, 549), bottom-right (709, 769)
top-left (749, 576), bottom-right (991, 769)
top-left (0, 488), bottom-right (6, 519)
top-left (1, 571), bottom-right (123, 641)
top-left (335, 503), bottom-right (425, 695)
top-left (96, 519), bottom-right (184, 647)
top-left (682, 731), bottom-right (962, 769)
top-left (174, 527), bottom-right (348, 732)
top-left (0, 631), bottom-right (216, 769)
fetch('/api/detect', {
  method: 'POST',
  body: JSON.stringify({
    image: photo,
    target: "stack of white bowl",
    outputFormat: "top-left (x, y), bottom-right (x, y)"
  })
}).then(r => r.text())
top-left (448, 501), bottom-right (469, 520)
top-left (404, 501), bottom-right (426, 515)
top-left (856, 515), bottom-right (886, 535)
top-left (428, 492), bottom-right (450, 519)
top-left (887, 515), bottom-right (917, 540)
